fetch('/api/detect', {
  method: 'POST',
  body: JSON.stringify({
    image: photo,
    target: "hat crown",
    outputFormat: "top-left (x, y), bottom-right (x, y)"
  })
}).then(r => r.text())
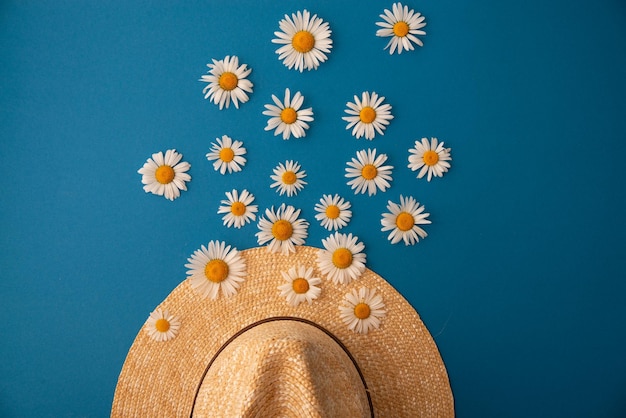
top-left (192, 320), bottom-right (371, 417)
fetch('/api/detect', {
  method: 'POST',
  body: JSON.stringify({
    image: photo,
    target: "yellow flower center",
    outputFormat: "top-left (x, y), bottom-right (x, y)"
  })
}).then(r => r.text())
top-left (280, 107), bottom-right (298, 124)
top-left (230, 201), bottom-right (246, 216)
top-left (325, 205), bottom-right (340, 219)
top-left (423, 150), bottom-right (440, 166)
top-left (272, 219), bottom-right (293, 241)
top-left (155, 318), bottom-right (170, 332)
top-left (332, 248), bottom-right (353, 269)
top-left (354, 303), bottom-right (371, 319)
top-left (359, 106), bottom-right (377, 124)
top-left (361, 164), bottom-right (378, 180)
top-left (292, 278), bottom-right (310, 294)
top-left (219, 147), bottom-right (235, 162)
top-left (155, 165), bottom-right (175, 184)
top-left (204, 259), bottom-right (229, 283)
top-left (396, 212), bottom-right (415, 232)
top-left (393, 21), bottom-right (410, 37)
top-left (292, 30), bottom-right (315, 53)
top-left (282, 171), bottom-right (297, 185)
top-left (218, 72), bottom-right (238, 91)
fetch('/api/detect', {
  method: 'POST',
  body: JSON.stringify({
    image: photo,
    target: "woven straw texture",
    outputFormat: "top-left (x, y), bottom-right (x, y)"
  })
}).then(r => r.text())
top-left (111, 245), bottom-right (454, 417)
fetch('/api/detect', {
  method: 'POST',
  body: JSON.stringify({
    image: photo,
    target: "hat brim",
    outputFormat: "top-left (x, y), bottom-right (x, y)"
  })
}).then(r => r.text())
top-left (112, 245), bottom-right (454, 417)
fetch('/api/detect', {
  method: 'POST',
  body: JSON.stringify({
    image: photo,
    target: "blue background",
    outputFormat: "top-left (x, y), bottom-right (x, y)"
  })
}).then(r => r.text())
top-left (2, 1), bottom-right (625, 417)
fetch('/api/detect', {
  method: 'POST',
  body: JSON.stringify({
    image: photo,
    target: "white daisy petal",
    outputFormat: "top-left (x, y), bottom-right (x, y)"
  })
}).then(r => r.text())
top-left (342, 91), bottom-right (394, 140)
top-left (376, 2), bottom-right (426, 54)
top-left (317, 232), bottom-right (366, 285)
top-left (185, 240), bottom-right (247, 300)
top-left (339, 287), bottom-right (386, 334)
top-left (314, 194), bottom-right (352, 231)
top-left (256, 204), bottom-right (309, 255)
top-left (278, 265), bottom-right (322, 306)
top-left (145, 308), bottom-right (181, 342)
top-left (217, 189), bottom-right (258, 229)
top-left (137, 149), bottom-right (191, 201)
top-left (381, 195), bottom-right (431, 246)
top-left (206, 135), bottom-right (247, 175)
top-left (199, 55), bottom-right (253, 109)
top-left (272, 10), bottom-right (333, 72)
top-left (264, 88), bottom-right (314, 140)
top-left (407, 137), bottom-right (452, 181)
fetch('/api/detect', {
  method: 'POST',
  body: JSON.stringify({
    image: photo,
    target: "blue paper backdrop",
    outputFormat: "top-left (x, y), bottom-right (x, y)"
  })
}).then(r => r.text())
top-left (1, 1), bottom-right (625, 417)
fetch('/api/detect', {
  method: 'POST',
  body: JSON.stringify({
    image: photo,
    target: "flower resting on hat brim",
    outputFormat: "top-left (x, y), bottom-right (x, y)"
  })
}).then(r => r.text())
top-left (343, 92), bottom-right (393, 140)
top-left (317, 232), bottom-right (366, 285)
top-left (376, 2), bottom-right (426, 55)
top-left (270, 160), bottom-right (307, 197)
top-left (381, 195), bottom-right (431, 246)
top-left (138, 149), bottom-right (191, 201)
top-left (200, 55), bottom-right (253, 110)
top-left (272, 10), bottom-right (333, 72)
top-left (206, 135), bottom-right (247, 174)
top-left (217, 189), bottom-right (258, 229)
top-left (278, 265), bottom-right (322, 306)
top-left (145, 308), bottom-right (181, 342)
top-left (185, 241), bottom-right (246, 300)
top-left (408, 137), bottom-right (452, 181)
top-left (339, 287), bottom-right (386, 334)
top-left (314, 194), bottom-right (352, 231)
top-left (263, 88), bottom-right (314, 140)
top-left (345, 148), bottom-right (393, 196)
top-left (256, 204), bottom-right (309, 255)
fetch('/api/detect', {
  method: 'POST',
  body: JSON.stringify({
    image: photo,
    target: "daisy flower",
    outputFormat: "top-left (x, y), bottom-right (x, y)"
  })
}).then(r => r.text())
top-left (145, 308), bottom-right (181, 342)
top-left (185, 241), bottom-right (247, 300)
top-left (408, 137), bottom-right (452, 181)
top-left (278, 265), bottom-right (322, 306)
top-left (263, 88), bottom-right (314, 140)
top-left (376, 2), bottom-right (427, 54)
top-left (200, 55), bottom-right (253, 110)
top-left (317, 232), bottom-right (366, 285)
top-left (314, 194), bottom-right (352, 231)
top-left (256, 204), bottom-right (309, 255)
top-left (342, 92), bottom-right (394, 140)
top-left (339, 287), bottom-right (386, 334)
top-left (381, 195), bottom-right (431, 245)
top-left (138, 149), bottom-right (191, 201)
top-left (345, 148), bottom-right (393, 196)
top-left (217, 189), bottom-right (258, 229)
top-left (206, 135), bottom-right (247, 174)
top-left (272, 10), bottom-right (333, 72)
top-left (270, 160), bottom-right (307, 197)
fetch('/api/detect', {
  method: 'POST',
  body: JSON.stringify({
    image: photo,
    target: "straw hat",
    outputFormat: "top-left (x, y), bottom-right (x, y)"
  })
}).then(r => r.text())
top-left (112, 245), bottom-right (454, 417)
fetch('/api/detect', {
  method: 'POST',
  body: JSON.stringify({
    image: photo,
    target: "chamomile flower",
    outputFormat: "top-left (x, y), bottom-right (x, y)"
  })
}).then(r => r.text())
top-left (272, 10), bottom-right (333, 72)
top-left (138, 149), bottom-right (191, 201)
top-left (408, 137), bottom-right (452, 181)
top-left (270, 160), bottom-right (307, 197)
top-left (376, 2), bottom-right (427, 54)
top-left (217, 189), bottom-right (258, 229)
top-left (185, 241), bottom-right (247, 300)
top-left (206, 135), bottom-right (247, 174)
top-left (263, 88), bottom-right (314, 140)
top-left (317, 232), bottom-right (366, 285)
top-left (200, 55), bottom-right (253, 110)
top-left (342, 92), bottom-right (393, 140)
top-left (145, 308), bottom-right (181, 342)
top-left (278, 265), bottom-right (322, 306)
top-left (339, 287), bottom-right (386, 334)
top-left (256, 204), bottom-right (309, 255)
top-left (345, 148), bottom-right (393, 196)
top-left (381, 195), bottom-right (431, 245)
top-left (314, 194), bottom-right (352, 231)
